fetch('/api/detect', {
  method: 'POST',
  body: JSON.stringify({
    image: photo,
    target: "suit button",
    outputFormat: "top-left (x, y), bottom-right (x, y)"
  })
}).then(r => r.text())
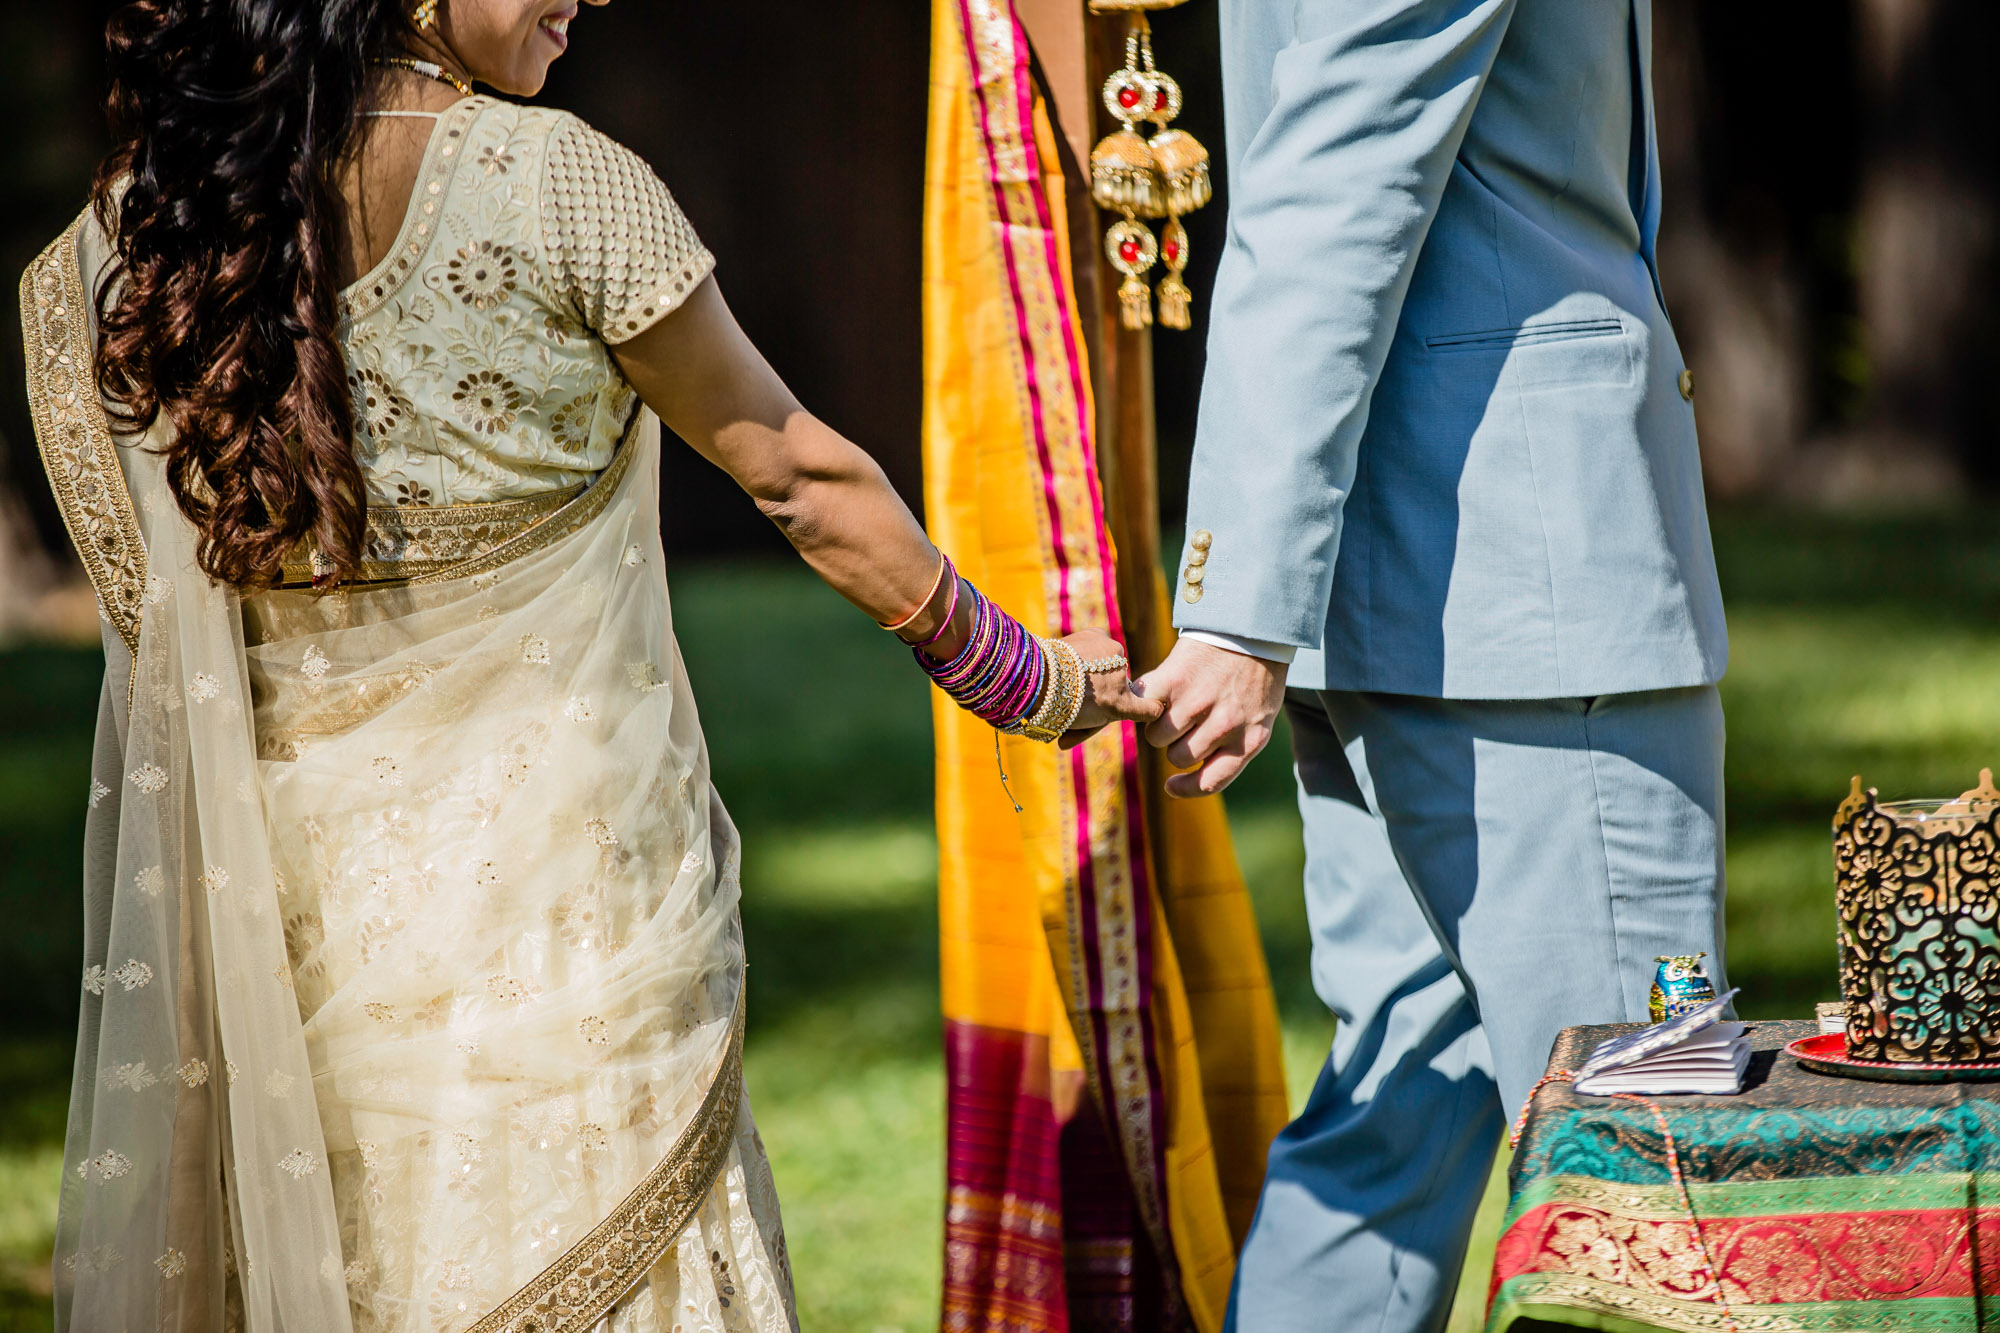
top-left (1678, 368), bottom-right (1695, 402)
top-left (1182, 584), bottom-right (1204, 604)
top-left (1191, 529), bottom-right (1213, 552)
top-left (1184, 565), bottom-right (1205, 585)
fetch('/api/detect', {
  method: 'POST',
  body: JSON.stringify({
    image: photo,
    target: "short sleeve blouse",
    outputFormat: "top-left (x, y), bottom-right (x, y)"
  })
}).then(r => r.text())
top-left (337, 97), bottom-right (714, 508)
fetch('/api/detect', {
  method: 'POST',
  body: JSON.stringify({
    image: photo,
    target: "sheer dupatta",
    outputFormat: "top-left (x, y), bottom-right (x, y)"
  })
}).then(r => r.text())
top-left (24, 211), bottom-right (754, 1333)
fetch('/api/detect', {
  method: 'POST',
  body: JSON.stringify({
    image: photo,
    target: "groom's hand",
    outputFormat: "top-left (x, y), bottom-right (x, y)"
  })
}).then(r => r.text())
top-left (1139, 639), bottom-right (1288, 798)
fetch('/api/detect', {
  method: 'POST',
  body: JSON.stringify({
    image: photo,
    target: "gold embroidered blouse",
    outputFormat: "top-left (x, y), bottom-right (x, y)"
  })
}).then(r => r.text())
top-left (340, 96), bottom-right (714, 509)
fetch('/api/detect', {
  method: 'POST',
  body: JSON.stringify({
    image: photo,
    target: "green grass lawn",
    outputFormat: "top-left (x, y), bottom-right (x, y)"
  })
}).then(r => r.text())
top-left (0, 508), bottom-right (1996, 1332)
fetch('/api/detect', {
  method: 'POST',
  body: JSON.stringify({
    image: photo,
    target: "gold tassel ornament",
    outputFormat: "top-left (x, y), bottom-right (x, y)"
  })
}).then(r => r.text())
top-left (1107, 217), bottom-right (1160, 330)
top-left (1086, 1), bottom-right (1211, 330)
top-left (1157, 217), bottom-right (1192, 330)
top-left (1091, 32), bottom-right (1166, 218)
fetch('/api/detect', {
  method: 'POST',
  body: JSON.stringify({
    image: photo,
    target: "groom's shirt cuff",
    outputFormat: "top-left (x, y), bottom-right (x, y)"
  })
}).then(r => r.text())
top-left (1179, 630), bottom-right (1298, 666)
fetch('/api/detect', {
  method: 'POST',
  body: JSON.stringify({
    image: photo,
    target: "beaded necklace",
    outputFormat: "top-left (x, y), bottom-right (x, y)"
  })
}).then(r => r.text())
top-left (371, 55), bottom-right (474, 98)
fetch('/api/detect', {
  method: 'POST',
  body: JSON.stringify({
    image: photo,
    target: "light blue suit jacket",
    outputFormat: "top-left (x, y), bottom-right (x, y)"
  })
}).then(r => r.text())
top-left (1174, 0), bottom-right (1727, 699)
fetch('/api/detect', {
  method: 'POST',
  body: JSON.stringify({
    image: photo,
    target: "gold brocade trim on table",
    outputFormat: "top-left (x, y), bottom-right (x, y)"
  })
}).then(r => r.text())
top-left (470, 992), bottom-right (747, 1333)
top-left (1500, 1272), bottom-right (1810, 1332)
top-left (20, 217), bottom-right (149, 659)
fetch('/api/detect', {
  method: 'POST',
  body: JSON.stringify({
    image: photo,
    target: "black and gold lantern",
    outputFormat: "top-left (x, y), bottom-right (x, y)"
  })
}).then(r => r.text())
top-left (1835, 769), bottom-right (2000, 1064)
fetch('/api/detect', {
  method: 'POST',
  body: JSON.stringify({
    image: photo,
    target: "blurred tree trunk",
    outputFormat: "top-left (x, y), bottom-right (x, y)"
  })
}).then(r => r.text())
top-left (1654, 0), bottom-right (1813, 500)
top-left (0, 0), bottom-right (116, 641)
top-left (1823, 0), bottom-right (2000, 500)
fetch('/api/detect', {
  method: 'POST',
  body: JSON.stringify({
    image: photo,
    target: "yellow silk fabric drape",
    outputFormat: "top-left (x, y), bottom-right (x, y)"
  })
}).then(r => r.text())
top-left (925, 3), bottom-right (1289, 1329)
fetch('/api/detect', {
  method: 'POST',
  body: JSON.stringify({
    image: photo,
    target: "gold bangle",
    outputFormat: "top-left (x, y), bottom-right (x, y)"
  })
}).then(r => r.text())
top-left (1016, 637), bottom-right (1085, 743)
top-left (1049, 638), bottom-right (1087, 733)
top-left (880, 551), bottom-right (949, 634)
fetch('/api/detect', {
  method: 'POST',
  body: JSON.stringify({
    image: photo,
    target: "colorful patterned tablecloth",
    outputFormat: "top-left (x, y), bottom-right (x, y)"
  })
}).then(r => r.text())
top-left (1490, 1019), bottom-right (2000, 1332)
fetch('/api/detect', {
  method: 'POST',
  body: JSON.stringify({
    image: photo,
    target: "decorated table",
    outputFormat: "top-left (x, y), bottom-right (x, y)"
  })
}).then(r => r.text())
top-left (1488, 1018), bottom-right (2000, 1332)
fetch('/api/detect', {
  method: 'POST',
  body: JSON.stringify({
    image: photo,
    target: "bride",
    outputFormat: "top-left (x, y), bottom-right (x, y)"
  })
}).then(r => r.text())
top-left (22, 1), bottom-right (1156, 1329)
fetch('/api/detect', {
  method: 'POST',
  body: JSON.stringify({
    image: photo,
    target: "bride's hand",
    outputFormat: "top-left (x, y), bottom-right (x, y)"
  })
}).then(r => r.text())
top-left (1058, 628), bottom-right (1162, 748)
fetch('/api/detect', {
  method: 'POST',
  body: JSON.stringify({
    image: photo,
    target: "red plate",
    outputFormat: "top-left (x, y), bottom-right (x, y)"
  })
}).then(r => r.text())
top-left (1787, 1032), bottom-right (2000, 1083)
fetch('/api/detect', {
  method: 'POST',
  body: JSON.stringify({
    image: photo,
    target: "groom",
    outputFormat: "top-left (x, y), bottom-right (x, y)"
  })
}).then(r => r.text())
top-left (1140, 2), bottom-right (1729, 1329)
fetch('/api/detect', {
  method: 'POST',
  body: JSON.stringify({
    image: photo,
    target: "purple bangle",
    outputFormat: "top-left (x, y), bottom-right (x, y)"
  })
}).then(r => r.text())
top-left (919, 582), bottom-right (1045, 729)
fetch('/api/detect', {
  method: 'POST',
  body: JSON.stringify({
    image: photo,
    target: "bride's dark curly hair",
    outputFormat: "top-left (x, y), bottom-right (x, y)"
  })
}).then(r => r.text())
top-left (92, 0), bottom-right (417, 588)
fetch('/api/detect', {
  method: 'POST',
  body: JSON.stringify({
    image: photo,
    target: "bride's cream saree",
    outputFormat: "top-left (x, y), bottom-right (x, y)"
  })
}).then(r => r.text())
top-left (24, 213), bottom-right (795, 1333)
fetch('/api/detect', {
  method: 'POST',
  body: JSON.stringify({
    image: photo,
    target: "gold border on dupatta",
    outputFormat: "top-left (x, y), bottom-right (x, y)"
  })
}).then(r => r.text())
top-left (20, 216), bottom-right (149, 658)
top-left (956, 0), bottom-right (1178, 1294)
top-left (471, 992), bottom-right (748, 1333)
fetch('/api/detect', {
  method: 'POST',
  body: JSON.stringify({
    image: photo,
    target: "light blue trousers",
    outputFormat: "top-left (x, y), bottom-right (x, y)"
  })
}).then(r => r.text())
top-left (1225, 686), bottom-right (1727, 1333)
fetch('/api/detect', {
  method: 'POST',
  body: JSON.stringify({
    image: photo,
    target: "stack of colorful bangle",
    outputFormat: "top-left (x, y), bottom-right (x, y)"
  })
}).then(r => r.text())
top-left (905, 557), bottom-right (1086, 743)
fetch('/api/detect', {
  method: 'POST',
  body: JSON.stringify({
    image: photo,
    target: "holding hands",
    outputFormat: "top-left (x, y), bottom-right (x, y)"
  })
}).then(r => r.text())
top-left (1058, 627), bottom-right (1164, 739)
top-left (1135, 638), bottom-right (1288, 798)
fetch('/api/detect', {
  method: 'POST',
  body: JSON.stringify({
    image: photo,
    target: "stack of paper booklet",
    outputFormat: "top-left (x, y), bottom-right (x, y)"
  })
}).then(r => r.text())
top-left (1573, 991), bottom-right (1748, 1096)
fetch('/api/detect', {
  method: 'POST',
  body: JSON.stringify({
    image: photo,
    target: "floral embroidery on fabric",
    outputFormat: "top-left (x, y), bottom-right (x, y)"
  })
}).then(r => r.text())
top-left (394, 481), bottom-right (435, 506)
top-left (202, 865), bottom-right (229, 894)
top-left (365, 1001), bottom-right (397, 1022)
top-left (278, 1148), bottom-right (319, 1180)
top-left (585, 818), bottom-right (619, 848)
top-left (134, 865), bottom-right (165, 897)
top-left (188, 672), bottom-right (220, 702)
top-left (487, 974), bottom-right (541, 1005)
top-left (128, 763), bottom-right (168, 794)
top-left (82, 966), bottom-right (107, 996)
top-left (88, 779), bottom-right (110, 809)
top-left (557, 895), bottom-right (606, 950)
top-left (265, 1071), bottom-right (296, 1099)
top-left (626, 661), bottom-right (665, 691)
top-left (521, 633), bottom-right (551, 664)
top-left (476, 142), bottom-right (515, 176)
top-left (177, 1059), bottom-right (209, 1088)
top-left (452, 370), bottom-right (525, 436)
top-left (563, 696), bottom-right (596, 722)
top-left (351, 366), bottom-right (415, 443)
top-left (90, 1150), bottom-right (132, 1181)
top-left (301, 645), bottom-right (331, 681)
top-left (622, 543), bottom-right (644, 567)
top-left (513, 1096), bottom-right (578, 1151)
top-left (111, 959), bottom-right (153, 991)
top-left (447, 240), bottom-right (521, 310)
top-left (549, 398), bottom-right (594, 454)
top-left (156, 1248), bottom-right (187, 1278)
top-left (372, 756), bottom-right (405, 787)
top-left (143, 575), bottom-right (173, 606)
top-left (710, 1250), bottom-right (737, 1309)
top-left (578, 1015), bottom-right (611, 1047)
top-left (107, 1062), bottom-right (157, 1092)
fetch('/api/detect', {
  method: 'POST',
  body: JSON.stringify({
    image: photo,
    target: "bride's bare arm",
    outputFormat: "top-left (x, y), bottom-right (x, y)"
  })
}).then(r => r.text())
top-left (611, 277), bottom-right (1158, 730)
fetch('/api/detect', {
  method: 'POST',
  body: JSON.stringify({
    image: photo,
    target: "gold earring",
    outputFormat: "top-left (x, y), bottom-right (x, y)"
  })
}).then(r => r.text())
top-left (413, 0), bottom-right (439, 30)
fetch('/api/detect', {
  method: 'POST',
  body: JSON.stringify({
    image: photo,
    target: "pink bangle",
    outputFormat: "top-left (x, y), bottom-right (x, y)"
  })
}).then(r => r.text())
top-left (907, 572), bottom-right (962, 651)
